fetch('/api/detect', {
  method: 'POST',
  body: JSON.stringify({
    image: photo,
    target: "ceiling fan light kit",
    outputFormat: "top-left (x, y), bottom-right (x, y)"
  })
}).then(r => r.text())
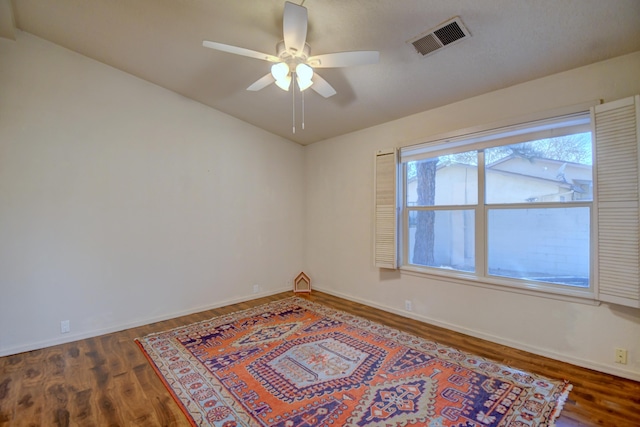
top-left (295, 63), bottom-right (313, 90)
top-left (271, 62), bottom-right (291, 90)
top-left (202, 1), bottom-right (379, 133)
top-left (275, 75), bottom-right (292, 91)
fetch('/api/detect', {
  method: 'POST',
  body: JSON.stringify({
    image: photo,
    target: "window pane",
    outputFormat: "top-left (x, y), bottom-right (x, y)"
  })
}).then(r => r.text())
top-left (485, 132), bottom-right (592, 204)
top-left (406, 150), bottom-right (478, 206)
top-left (408, 209), bottom-right (475, 272)
top-left (487, 207), bottom-right (590, 287)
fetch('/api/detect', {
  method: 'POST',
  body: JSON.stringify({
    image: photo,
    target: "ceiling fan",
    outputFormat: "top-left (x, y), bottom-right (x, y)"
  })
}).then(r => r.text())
top-left (202, 1), bottom-right (379, 99)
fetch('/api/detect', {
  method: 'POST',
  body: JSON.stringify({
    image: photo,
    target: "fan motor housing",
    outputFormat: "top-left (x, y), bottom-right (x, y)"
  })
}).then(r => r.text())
top-left (277, 40), bottom-right (311, 62)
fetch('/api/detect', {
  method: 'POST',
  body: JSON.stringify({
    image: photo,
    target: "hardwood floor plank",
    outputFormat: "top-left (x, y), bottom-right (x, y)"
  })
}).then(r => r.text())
top-left (0, 291), bottom-right (638, 426)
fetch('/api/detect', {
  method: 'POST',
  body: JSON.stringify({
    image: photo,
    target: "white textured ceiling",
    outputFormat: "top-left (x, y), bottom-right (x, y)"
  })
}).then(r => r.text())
top-left (5, 0), bottom-right (640, 145)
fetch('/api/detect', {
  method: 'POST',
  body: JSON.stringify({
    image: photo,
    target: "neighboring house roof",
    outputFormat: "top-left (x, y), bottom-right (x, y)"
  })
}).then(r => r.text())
top-left (485, 154), bottom-right (591, 170)
top-left (408, 156), bottom-right (589, 189)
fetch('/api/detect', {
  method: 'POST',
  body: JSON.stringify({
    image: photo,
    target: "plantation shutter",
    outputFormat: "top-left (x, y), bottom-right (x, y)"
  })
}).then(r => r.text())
top-left (594, 95), bottom-right (640, 308)
top-left (374, 149), bottom-right (397, 269)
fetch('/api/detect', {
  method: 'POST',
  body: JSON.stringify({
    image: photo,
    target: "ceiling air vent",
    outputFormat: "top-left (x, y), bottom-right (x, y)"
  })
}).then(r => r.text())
top-left (408, 17), bottom-right (470, 57)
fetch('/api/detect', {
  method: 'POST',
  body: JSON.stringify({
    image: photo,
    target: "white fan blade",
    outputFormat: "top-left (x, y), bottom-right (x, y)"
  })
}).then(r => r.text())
top-left (283, 2), bottom-right (307, 55)
top-left (308, 51), bottom-right (380, 68)
top-left (247, 73), bottom-right (275, 91)
top-left (202, 41), bottom-right (279, 62)
top-left (310, 73), bottom-right (337, 98)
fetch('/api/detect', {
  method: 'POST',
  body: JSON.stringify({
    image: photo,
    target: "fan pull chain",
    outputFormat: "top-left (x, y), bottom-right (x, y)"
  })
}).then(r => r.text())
top-left (302, 89), bottom-right (305, 130)
top-left (292, 73), bottom-right (296, 134)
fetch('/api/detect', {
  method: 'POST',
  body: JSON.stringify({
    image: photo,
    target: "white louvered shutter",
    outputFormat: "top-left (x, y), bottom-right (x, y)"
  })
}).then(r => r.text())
top-left (374, 149), bottom-right (397, 269)
top-left (594, 95), bottom-right (640, 308)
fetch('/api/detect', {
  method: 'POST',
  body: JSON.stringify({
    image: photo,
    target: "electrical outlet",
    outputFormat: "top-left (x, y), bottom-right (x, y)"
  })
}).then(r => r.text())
top-left (253, 284), bottom-right (260, 294)
top-left (405, 300), bottom-right (413, 312)
top-left (60, 320), bottom-right (70, 334)
top-left (615, 348), bottom-right (628, 364)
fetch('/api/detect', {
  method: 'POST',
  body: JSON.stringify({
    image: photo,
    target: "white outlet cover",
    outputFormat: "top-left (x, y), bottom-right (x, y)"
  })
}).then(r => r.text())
top-left (615, 348), bottom-right (628, 364)
top-left (60, 320), bottom-right (70, 334)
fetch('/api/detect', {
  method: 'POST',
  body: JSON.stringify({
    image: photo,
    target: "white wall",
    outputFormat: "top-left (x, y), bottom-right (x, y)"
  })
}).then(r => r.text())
top-left (2, 31), bottom-right (639, 383)
top-left (305, 51), bottom-right (640, 381)
top-left (0, 33), bottom-right (304, 355)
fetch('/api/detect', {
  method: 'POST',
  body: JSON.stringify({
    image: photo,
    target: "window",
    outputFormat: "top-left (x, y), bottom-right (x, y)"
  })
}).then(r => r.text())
top-left (400, 112), bottom-right (594, 296)
top-left (376, 96), bottom-right (640, 307)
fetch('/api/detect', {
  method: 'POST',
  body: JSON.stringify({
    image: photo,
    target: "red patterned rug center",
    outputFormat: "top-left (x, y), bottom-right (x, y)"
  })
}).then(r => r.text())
top-left (136, 298), bottom-right (571, 427)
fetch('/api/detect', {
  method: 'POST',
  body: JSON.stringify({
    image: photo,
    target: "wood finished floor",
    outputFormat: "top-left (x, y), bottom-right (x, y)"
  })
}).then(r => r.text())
top-left (1, 291), bottom-right (639, 426)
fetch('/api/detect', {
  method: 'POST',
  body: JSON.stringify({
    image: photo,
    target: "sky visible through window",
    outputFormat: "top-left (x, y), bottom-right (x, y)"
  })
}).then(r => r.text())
top-left (407, 132), bottom-right (592, 178)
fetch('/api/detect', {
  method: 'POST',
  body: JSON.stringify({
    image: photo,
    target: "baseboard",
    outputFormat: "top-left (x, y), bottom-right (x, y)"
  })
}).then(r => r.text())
top-left (313, 286), bottom-right (640, 382)
top-left (0, 287), bottom-right (290, 357)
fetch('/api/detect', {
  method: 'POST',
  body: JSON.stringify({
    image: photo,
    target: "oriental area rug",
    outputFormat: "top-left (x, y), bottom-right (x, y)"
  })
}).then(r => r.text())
top-left (135, 297), bottom-right (571, 427)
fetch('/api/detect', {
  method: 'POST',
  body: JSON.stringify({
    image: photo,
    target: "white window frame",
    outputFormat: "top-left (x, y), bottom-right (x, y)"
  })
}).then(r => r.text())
top-left (398, 111), bottom-right (596, 302)
top-left (375, 97), bottom-right (640, 307)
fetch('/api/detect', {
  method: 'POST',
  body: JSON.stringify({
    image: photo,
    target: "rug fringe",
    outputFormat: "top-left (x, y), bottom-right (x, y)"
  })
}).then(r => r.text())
top-left (549, 380), bottom-right (573, 426)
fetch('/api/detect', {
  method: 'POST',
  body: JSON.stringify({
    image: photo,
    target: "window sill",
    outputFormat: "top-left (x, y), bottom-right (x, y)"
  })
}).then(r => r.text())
top-left (399, 265), bottom-right (600, 306)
